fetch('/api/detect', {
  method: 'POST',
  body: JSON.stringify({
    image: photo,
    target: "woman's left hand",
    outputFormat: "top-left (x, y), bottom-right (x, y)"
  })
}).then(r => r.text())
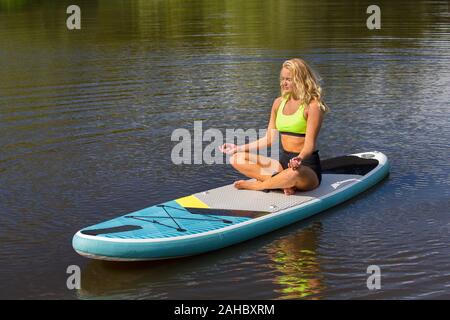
top-left (288, 156), bottom-right (302, 170)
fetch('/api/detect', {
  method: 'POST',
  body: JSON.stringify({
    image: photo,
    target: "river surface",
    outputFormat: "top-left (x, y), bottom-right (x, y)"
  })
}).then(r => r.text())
top-left (0, 0), bottom-right (449, 299)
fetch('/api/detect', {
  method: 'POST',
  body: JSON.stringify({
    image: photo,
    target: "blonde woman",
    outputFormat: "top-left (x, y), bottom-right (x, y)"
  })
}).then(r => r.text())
top-left (219, 58), bottom-right (329, 195)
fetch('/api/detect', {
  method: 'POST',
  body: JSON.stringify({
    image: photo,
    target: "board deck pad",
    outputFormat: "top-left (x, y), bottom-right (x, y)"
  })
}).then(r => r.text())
top-left (81, 201), bottom-right (253, 239)
top-left (191, 173), bottom-right (363, 213)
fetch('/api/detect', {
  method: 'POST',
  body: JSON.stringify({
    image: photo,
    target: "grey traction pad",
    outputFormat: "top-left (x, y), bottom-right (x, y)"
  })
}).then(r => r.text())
top-left (194, 173), bottom-right (363, 213)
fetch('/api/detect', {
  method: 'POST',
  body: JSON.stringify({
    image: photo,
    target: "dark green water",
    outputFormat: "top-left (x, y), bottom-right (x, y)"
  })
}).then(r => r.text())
top-left (0, 0), bottom-right (449, 299)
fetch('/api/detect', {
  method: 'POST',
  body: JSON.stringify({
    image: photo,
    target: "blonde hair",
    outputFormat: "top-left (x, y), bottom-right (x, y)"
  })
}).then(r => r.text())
top-left (280, 58), bottom-right (330, 113)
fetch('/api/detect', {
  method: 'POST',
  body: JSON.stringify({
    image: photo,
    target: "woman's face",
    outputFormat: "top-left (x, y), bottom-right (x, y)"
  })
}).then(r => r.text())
top-left (280, 68), bottom-right (293, 94)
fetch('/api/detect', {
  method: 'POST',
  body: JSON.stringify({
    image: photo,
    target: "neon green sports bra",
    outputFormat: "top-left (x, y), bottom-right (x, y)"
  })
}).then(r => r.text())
top-left (275, 98), bottom-right (307, 136)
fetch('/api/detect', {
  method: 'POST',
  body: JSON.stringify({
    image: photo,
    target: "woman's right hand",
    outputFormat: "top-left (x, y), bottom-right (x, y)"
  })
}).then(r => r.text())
top-left (288, 156), bottom-right (302, 170)
top-left (219, 143), bottom-right (240, 155)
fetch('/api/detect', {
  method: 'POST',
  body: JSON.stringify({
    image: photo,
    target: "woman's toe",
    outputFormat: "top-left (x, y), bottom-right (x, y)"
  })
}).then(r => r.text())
top-left (283, 187), bottom-right (296, 196)
top-left (234, 180), bottom-right (244, 188)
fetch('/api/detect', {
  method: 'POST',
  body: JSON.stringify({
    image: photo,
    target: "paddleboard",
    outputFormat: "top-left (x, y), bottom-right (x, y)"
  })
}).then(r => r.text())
top-left (73, 151), bottom-right (389, 261)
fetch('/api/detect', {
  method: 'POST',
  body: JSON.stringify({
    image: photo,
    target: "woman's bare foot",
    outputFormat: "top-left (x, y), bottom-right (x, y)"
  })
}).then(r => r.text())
top-left (234, 180), bottom-right (262, 190)
top-left (234, 180), bottom-right (296, 195)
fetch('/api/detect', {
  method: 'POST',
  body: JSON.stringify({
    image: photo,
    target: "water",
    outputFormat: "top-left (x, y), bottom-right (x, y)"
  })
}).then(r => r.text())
top-left (0, 0), bottom-right (449, 299)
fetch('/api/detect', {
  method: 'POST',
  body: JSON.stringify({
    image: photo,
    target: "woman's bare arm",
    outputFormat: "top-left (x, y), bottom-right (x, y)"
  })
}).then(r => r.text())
top-left (299, 99), bottom-right (324, 159)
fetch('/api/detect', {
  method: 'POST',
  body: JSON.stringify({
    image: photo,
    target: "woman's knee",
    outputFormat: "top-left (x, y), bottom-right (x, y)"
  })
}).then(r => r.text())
top-left (284, 168), bottom-right (301, 179)
top-left (294, 167), bottom-right (319, 191)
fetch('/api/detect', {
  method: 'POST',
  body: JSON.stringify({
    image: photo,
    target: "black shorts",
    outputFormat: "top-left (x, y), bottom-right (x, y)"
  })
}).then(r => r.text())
top-left (278, 148), bottom-right (322, 185)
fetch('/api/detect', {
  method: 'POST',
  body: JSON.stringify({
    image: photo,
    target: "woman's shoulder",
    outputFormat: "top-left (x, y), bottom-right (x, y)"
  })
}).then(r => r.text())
top-left (272, 96), bottom-right (283, 111)
top-left (308, 98), bottom-right (320, 108)
top-left (274, 96), bottom-right (283, 104)
top-left (305, 98), bottom-right (325, 118)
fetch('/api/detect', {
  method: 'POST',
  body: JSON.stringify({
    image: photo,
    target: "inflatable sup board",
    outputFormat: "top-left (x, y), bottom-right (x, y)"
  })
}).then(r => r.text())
top-left (73, 151), bottom-right (389, 261)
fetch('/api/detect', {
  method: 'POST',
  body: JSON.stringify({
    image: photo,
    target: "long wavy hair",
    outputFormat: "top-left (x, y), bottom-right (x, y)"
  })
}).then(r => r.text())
top-left (280, 58), bottom-right (330, 113)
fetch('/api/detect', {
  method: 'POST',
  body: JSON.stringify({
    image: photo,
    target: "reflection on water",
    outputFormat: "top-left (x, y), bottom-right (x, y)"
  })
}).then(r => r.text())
top-left (1, 0), bottom-right (449, 299)
top-left (268, 222), bottom-right (325, 300)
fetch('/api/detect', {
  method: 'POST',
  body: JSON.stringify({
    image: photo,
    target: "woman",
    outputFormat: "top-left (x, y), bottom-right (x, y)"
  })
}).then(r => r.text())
top-left (219, 58), bottom-right (329, 195)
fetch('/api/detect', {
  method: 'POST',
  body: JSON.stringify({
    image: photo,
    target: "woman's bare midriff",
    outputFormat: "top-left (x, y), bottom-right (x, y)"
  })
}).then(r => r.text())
top-left (280, 135), bottom-right (305, 154)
